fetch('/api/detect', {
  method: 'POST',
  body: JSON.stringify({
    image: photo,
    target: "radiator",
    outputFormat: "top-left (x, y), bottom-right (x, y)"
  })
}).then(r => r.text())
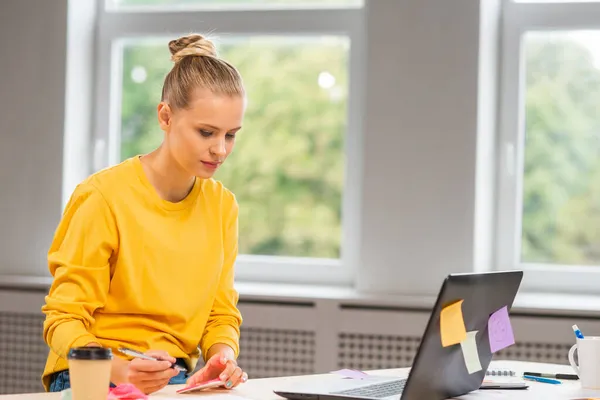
top-left (0, 291), bottom-right (588, 395)
top-left (0, 312), bottom-right (47, 394)
top-left (238, 327), bottom-right (316, 378)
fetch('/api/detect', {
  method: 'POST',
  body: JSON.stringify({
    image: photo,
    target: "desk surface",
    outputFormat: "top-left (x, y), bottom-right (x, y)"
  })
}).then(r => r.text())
top-left (0, 360), bottom-right (596, 399)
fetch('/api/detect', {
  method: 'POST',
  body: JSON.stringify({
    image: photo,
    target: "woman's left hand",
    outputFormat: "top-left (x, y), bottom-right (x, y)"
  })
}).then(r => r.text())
top-left (186, 352), bottom-right (248, 389)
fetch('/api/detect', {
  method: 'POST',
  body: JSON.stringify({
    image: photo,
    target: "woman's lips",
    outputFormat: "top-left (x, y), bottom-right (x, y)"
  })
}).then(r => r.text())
top-left (201, 161), bottom-right (221, 170)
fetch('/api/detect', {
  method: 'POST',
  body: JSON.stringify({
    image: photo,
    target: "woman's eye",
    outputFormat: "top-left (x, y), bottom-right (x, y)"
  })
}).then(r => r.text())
top-left (226, 133), bottom-right (236, 140)
top-left (199, 130), bottom-right (213, 137)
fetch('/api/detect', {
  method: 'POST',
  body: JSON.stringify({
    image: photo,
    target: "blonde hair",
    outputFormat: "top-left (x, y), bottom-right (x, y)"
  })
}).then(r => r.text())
top-left (161, 34), bottom-right (245, 110)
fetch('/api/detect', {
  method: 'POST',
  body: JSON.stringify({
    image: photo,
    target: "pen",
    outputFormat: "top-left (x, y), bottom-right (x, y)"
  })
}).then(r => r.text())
top-left (573, 324), bottom-right (585, 339)
top-left (118, 347), bottom-right (187, 372)
top-left (523, 375), bottom-right (561, 384)
top-left (523, 372), bottom-right (579, 381)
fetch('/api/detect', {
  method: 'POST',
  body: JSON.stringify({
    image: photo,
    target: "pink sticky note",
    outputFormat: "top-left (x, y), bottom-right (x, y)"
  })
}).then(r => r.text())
top-left (488, 305), bottom-right (515, 353)
top-left (107, 383), bottom-right (148, 399)
top-left (331, 369), bottom-right (368, 379)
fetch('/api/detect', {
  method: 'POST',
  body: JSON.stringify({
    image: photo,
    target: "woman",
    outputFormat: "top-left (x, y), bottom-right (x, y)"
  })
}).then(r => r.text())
top-left (42, 33), bottom-right (248, 395)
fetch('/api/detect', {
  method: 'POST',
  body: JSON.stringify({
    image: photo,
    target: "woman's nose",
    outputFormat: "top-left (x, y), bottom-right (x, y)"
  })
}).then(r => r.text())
top-left (211, 138), bottom-right (226, 157)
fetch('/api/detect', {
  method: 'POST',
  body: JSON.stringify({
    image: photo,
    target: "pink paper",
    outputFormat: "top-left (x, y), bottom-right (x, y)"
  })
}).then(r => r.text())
top-left (488, 305), bottom-right (515, 353)
top-left (107, 384), bottom-right (148, 400)
top-left (331, 369), bottom-right (369, 379)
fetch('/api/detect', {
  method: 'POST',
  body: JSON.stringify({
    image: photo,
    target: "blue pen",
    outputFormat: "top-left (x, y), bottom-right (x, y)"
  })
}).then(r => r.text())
top-left (572, 324), bottom-right (585, 339)
top-left (523, 375), bottom-right (561, 385)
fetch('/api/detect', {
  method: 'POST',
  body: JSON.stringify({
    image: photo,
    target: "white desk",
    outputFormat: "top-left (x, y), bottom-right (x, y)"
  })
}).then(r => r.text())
top-left (0, 361), bottom-right (596, 399)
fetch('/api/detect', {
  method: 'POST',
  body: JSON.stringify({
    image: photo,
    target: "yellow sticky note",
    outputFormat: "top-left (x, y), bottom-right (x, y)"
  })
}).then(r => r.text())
top-left (440, 299), bottom-right (467, 347)
top-left (460, 330), bottom-right (482, 374)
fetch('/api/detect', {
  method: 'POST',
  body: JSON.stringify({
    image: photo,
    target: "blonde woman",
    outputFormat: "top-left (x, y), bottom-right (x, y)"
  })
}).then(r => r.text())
top-left (42, 33), bottom-right (248, 395)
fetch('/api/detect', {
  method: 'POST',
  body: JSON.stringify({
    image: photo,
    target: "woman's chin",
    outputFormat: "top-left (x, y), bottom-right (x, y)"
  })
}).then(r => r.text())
top-left (193, 169), bottom-right (217, 179)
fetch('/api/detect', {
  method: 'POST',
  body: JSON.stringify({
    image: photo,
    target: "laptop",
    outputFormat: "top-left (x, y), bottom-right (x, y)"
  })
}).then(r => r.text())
top-left (273, 270), bottom-right (524, 400)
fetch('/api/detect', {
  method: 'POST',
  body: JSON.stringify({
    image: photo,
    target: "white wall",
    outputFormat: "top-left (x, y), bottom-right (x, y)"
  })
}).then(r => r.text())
top-left (0, 0), bottom-right (499, 295)
top-left (0, 0), bottom-right (68, 277)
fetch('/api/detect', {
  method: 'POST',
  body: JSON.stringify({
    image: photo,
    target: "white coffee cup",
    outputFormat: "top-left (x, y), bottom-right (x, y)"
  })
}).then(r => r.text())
top-left (568, 336), bottom-right (600, 389)
top-left (68, 347), bottom-right (113, 400)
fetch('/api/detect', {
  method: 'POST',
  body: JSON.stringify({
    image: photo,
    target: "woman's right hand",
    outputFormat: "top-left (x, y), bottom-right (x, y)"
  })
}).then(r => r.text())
top-left (112, 350), bottom-right (180, 394)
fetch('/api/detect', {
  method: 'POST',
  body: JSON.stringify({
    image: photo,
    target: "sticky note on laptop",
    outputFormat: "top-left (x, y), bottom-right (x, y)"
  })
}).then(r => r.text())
top-left (440, 299), bottom-right (467, 347)
top-left (461, 330), bottom-right (482, 374)
top-left (488, 305), bottom-right (515, 353)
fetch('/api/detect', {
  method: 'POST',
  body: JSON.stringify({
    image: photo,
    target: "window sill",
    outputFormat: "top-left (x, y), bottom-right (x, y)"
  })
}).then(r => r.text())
top-left (1, 274), bottom-right (599, 317)
top-left (235, 281), bottom-right (600, 317)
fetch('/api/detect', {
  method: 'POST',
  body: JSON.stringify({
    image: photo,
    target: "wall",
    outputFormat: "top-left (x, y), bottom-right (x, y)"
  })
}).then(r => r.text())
top-left (0, 0), bottom-right (68, 277)
top-left (0, 0), bottom-right (499, 296)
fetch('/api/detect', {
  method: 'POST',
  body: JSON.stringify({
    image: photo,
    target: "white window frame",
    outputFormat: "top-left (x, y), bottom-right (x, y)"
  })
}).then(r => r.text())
top-left (92, 1), bottom-right (365, 286)
top-left (497, 0), bottom-right (600, 294)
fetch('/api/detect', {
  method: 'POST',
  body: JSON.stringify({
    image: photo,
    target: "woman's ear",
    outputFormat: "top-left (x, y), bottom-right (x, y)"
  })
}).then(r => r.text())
top-left (157, 102), bottom-right (172, 132)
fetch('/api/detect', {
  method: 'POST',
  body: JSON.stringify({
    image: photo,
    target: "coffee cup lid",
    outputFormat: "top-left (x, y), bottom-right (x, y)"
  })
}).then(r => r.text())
top-left (68, 347), bottom-right (113, 360)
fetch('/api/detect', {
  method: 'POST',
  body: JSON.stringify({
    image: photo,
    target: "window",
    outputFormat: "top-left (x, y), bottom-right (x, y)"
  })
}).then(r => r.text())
top-left (106, 0), bottom-right (363, 10)
top-left (498, 0), bottom-right (600, 292)
top-left (94, 0), bottom-right (364, 284)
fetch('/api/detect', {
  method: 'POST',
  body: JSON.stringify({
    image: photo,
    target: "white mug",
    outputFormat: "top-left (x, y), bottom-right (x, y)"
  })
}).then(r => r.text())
top-left (569, 336), bottom-right (600, 389)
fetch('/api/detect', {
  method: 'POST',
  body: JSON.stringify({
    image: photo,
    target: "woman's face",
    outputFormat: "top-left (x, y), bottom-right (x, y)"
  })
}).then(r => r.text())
top-left (158, 88), bottom-right (246, 179)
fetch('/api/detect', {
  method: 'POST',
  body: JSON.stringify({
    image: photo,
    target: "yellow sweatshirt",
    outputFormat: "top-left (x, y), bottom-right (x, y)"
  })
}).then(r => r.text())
top-left (41, 156), bottom-right (242, 390)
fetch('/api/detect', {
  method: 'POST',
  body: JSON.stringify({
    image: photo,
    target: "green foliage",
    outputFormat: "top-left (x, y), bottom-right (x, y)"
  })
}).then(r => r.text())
top-left (521, 34), bottom-right (600, 265)
top-left (120, 36), bottom-right (347, 258)
top-left (120, 29), bottom-right (600, 266)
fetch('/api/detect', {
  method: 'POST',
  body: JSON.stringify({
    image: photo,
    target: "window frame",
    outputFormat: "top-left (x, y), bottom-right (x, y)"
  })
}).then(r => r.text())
top-left (92, 1), bottom-right (365, 285)
top-left (497, 0), bottom-right (600, 293)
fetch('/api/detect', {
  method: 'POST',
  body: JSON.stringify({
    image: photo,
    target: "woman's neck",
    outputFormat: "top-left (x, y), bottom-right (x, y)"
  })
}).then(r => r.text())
top-left (140, 146), bottom-right (196, 203)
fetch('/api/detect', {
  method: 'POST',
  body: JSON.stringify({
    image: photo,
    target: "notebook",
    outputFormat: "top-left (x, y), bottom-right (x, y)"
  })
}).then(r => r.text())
top-left (485, 368), bottom-right (516, 377)
top-left (481, 368), bottom-right (527, 390)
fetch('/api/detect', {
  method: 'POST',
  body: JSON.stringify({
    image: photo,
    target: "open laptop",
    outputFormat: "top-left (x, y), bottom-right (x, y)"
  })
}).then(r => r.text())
top-left (273, 270), bottom-right (524, 400)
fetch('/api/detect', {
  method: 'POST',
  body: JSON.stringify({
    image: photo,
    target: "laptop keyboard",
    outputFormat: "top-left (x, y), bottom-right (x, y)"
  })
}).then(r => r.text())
top-left (331, 379), bottom-right (407, 399)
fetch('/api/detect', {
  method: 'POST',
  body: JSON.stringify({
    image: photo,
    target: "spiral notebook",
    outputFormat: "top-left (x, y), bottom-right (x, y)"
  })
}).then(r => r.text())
top-left (481, 368), bottom-right (528, 390)
top-left (485, 368), bottom-right (517, 377)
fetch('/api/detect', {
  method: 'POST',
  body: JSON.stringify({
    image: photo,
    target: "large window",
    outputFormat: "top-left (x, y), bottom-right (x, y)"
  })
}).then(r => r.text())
top-left (94, 0), bottom-right (364, 284)
top-left (107, 0), bottom-right (362, 10)
top-left (498, 0), bottom-right (600, 292)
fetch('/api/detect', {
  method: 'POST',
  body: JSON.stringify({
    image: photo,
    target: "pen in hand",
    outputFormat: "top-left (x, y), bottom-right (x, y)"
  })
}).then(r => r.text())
top-left (118, 347), bottom-right (187, 372)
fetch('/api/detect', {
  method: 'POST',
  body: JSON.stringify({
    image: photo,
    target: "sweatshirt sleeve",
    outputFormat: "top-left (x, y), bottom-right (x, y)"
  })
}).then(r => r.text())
top-left (41, 183), bottom-right (119, 359)
top-left (200, 191), bottom-right (243, 360)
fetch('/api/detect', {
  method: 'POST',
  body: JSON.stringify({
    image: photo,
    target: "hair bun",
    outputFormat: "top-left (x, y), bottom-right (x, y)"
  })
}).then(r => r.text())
top-left (169, 34), bottom-right (217, 63)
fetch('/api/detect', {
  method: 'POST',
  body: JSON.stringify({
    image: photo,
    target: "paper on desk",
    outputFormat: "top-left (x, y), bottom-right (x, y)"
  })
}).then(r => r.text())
top-left (460, 330), bottom-right (482, 374)
top-left (454, 378), bottom-right (600, 399)
top-left (441, 299), bottom-right (467, 347)
top-left (330, 369), bottom-right (369, 379)
top-left (488, 305), bottom-right (515, 353)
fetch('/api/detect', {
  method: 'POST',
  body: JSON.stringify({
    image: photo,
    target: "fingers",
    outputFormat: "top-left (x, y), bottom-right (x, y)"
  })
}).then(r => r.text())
top-left (224, 366), bottom-right (244, 389)
top-left (131, 368), bottom-right (179, 382)
top-left (218, 360), bottom-right (237, 381)
top-left (144, 350), bottom-right (176, 364)
top-left (130, 358), bottom-right (174, 372)
top-left (217, 360), bottom-right (247, 389)
top-left (128, 357), bottom-right (179, 394)
top-left (121, 350), bottom-right (181, 395)
top-left (186, 369), bottom-right (208, 386)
